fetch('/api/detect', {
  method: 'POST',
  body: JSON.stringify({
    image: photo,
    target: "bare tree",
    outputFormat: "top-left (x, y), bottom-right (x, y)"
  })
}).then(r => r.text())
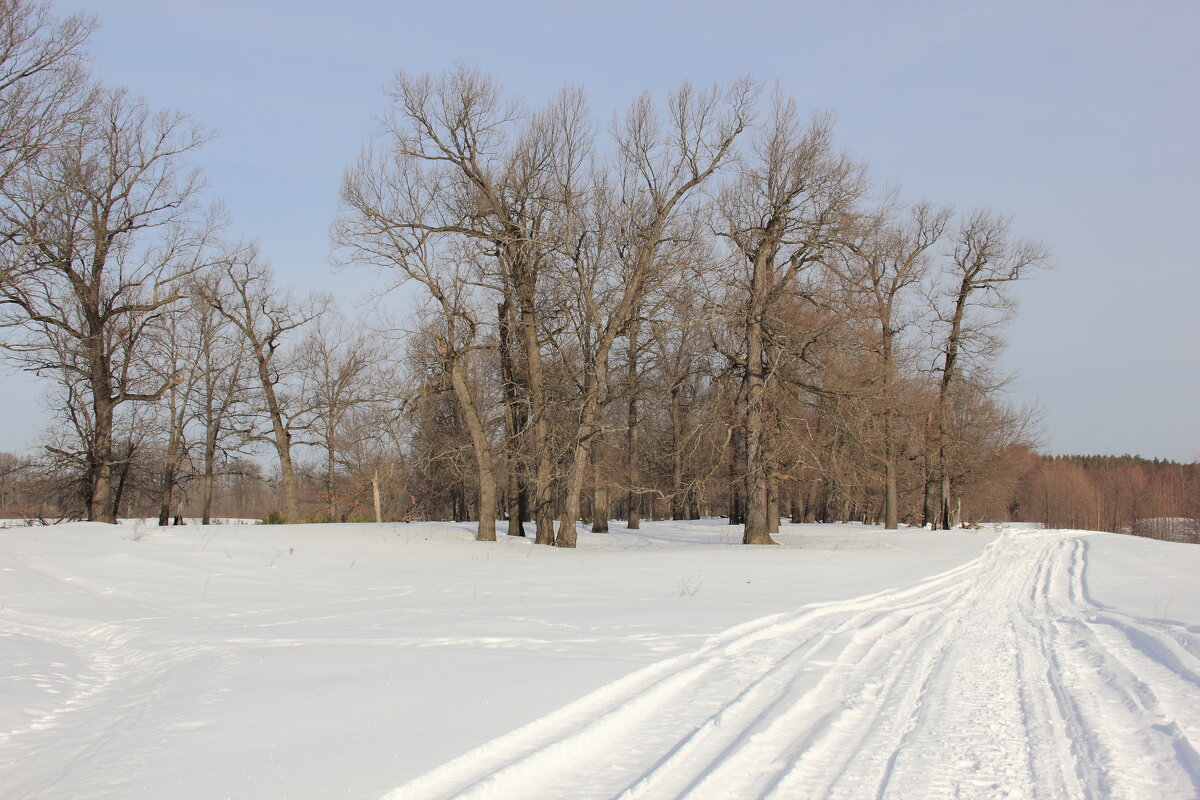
top-left (929, 210), bottom-right (1049, 528)
top-left (645, 285), bottom-right (713, 519)
top-left (335, 148), bottom-right (501, 539)
top-left (496, 293), bottom-right (528, 534)
top-left (550, 80), bottom-right (756, 547)
top-left (833, 198), bottom-right (950, 528)
top-left (203, 247), bottom-right (326, 524)
top-left (0, 88), bottom-right (214, 522)
top-left (623, 310), bottom-right (644, 529)
top-left (296, 309), bottom-right (384, 522)
top-left (717, 97), bottom-right (863, 544)
top-left (332, 397), bottom-right (408, 523)
top-left (0, 0), bottom-right (94, 198)
top-left (187, 274), bottom-right (250, 524)
top-left (363, 67), bottom-right (584, 544)
top-left (327, 75), bottom-right (1056, 541)
top-left (149, 302), bottom-right (204, 525)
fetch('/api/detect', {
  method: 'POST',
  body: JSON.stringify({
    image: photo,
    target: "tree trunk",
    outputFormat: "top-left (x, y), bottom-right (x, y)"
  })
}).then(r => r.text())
top-left (198, 359), bottom-right (231, 527)
top-left (498, 300), bottom-right (526, 537)
top-left (110, 454), bottom-right (130, 522)
top-left (767, 473), bottom-right (780, 534)
top-left (158, 371), bottom-right (191, 527)
top-left (940, 449), bottom-right (953, 531)
top-left (922, 459), bottom-right (935, 529)
top-left (626, 316), bottom-right (641, 530)
top-left (591, 434), bottom-right (609, 533)
top-left (277, 439), bottom-right (300, 524)
top-left (505, 470), bottom-right (525, 535)
top-left (447, 360), bottom-right (497, 542)
top-left (257, 356), bottom-right (300, 523)
top-left (556, 435), bottom-right (587, 547)
top-left (516, 282), bottom-right (554, 544)
top-left (881, 334), bottom-right (899, 529)
top-left (201, 432), bottom-right (216, 525)
top-left (728, 426), bottom-right (744, 525)
top-left (670, 385), bottom-right (685, 519)
top-left (556, 291), bottom-right (634, 545)
top-left (326, 420), bottom-right (337, 522)
top-left (452, 488), bottom-right (465, 522)
top-left (157, 464), bottom-right (175, 527)
top-left (372, 470), bottom-right (382, 523)
top-left (556, 376), bottom-right (604, 547)
top-left (742, 290), bottom-right (777, 545)
top-left (89, 390), bottom-right (117, 524)
top-left (157, 403), bottom-right (181, 526)
top-left (937, 402), bottom-right (952, 530)
top-left (935, 283), bottom-right (970, 530)
top-left (882, 407), bottom-right (898, 530)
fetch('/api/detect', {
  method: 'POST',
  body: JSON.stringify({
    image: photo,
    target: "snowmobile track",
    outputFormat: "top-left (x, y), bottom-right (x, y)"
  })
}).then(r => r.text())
top-left (383, 530), bottom-right (1200, 800)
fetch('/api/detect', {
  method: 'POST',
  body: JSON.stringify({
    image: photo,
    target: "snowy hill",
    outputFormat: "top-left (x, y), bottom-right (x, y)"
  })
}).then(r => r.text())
top-left (2, 520), bottom-right (1197, 799)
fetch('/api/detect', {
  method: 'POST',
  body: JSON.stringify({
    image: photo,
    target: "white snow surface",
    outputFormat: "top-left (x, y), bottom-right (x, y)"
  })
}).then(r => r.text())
top-left (1, 519), bottom-right (1197, 799)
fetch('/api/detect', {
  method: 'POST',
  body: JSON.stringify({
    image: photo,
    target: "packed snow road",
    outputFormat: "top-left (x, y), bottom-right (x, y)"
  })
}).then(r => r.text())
top-left (387, 529), bottom-right (1200, 800)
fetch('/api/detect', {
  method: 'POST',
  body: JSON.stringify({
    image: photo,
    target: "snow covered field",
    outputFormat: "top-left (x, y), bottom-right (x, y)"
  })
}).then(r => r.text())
top-left (1, 520), bottom-right (1197, 799)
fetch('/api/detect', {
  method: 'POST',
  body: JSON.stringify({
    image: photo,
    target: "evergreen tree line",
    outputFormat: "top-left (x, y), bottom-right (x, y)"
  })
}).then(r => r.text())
top-left (8, 3), bottom-right (1188, 545)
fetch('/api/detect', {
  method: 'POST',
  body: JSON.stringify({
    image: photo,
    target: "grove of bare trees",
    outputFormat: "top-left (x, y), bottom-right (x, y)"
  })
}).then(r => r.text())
top-left (327, 65), bottom-right (1055, 545)
top-left (10, 3), bottom-right (1186, 549)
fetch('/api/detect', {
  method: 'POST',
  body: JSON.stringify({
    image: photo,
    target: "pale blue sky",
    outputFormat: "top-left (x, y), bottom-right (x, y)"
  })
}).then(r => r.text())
top-left (2, 0), bottom-right (1196, 461)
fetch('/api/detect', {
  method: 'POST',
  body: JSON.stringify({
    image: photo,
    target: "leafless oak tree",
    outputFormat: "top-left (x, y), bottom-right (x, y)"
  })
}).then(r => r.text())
top-left (296, 310), bottom-right (385, 522)
top-left (335, 147), bottom-right (501, 540)
top-left (550, 80), bottom-right (756, 547)
top-left (717, 98), bottom-right (863, 544)
top-left (203, 247), bottom-right (326, 524)
top-left (186, 274), bottom-right (250, 524)
top-left (929, 210), bottom-right (1049, 528)
top-left (0, 0), bottom-right (94, 199)
top-left (833, 198), bottom-right (950, 528)
top-left (0, 88), bottom-right (214, 522)
top-left (344, 66), bottom-right (561, 542)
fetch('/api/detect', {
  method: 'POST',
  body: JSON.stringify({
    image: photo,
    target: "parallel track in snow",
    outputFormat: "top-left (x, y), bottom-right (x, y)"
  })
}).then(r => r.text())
top-left (383, 531), bottom-right (1200, 800)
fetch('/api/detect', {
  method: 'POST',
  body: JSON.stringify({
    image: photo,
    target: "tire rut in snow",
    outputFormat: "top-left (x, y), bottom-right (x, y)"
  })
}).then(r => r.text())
top-left (380, 531), bottom-right (1200, 800)
top-left (383, 556), bottom-right (982, 800)
top-left (1033, 536), bottom-right (1200, 799)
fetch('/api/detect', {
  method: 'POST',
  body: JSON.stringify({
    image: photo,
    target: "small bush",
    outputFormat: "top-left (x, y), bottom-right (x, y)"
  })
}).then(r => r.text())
top-left (263, 510), bottom-right (286, 525)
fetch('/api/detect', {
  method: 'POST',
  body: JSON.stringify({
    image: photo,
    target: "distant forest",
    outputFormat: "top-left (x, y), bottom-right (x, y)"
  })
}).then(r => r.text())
top-left (1, 2), bottom-right (1195, 545)
top-left (1016, 455), bottom-right (1199, 541)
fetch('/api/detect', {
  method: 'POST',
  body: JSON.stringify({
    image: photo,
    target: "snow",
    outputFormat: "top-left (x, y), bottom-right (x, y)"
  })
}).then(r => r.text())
top-left (1, 520), bottom-right (1197, 799)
